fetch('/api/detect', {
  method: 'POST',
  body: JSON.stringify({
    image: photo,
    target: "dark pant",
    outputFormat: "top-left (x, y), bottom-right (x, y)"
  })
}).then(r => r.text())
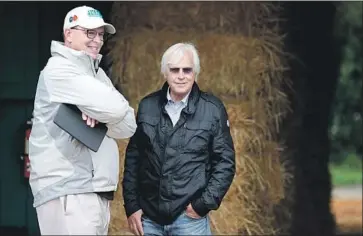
top-left (142, 211), bottom-right (212, 235)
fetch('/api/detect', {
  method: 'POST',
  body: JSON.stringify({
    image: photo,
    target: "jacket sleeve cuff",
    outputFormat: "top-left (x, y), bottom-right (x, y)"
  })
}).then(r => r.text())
top-left (191, 198), bottom-right (210, 217)
top-left (124, 202), bottom-right (141, 218)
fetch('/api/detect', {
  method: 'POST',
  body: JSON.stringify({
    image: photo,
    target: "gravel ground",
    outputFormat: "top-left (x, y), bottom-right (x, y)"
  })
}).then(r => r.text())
top-left (332, 184), bottom-right (362, 200)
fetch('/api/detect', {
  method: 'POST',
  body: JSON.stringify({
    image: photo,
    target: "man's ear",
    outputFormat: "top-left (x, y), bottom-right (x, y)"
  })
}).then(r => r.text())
top-left (63, 29), bottom-right (72, 43)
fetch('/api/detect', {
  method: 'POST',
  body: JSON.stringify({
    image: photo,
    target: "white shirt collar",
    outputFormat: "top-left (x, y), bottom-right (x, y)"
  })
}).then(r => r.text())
top-left (167, 87), bottom-right (190, 105)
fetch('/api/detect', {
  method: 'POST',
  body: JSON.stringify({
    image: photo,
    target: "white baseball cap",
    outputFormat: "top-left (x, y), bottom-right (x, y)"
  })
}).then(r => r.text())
top-left (63, 6), bottom-right (116, 34)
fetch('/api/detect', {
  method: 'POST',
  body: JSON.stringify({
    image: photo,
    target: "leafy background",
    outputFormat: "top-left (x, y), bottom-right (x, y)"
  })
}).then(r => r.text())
top-left (329, 2), bottom-right (362, 186)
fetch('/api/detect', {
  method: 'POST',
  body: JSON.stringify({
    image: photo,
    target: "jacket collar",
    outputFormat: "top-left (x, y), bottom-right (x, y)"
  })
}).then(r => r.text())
top-left (50, 40), bottom-right (102, 74)
top-left (160, 81), bottom-right (201, 115)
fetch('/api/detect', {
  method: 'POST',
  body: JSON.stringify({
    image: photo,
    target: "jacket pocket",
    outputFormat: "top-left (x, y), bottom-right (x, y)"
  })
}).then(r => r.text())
top-left (183, 121), bottom-right (212, 152)
top-left (138, 115), bottom-right (159, 147)
top-left (90, 137), bottom-right (119, 188)
top-left (138, 115), bottom-right (158, 134)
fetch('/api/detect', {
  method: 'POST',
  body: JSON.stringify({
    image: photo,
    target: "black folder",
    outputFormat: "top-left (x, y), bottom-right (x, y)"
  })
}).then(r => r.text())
top-left (53, 103), bottom-right (108, 152)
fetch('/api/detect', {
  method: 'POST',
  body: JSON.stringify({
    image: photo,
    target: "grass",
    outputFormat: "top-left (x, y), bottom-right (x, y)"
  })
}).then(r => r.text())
top-left (330, 164), bottom-right (362, 187)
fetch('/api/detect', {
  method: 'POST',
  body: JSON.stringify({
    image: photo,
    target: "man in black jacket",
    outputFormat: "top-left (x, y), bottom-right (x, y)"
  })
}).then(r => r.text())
top-left (122, 42), bottom-right (236, 235)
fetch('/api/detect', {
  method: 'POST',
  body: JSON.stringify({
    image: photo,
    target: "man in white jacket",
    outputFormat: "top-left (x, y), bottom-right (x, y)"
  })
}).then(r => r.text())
top-left (28, 5), bottom-right (137, 235)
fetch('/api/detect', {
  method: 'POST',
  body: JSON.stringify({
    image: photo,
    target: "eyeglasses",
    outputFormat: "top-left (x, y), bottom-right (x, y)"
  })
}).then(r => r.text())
top-left (169, 67), bottom-right (193, 74)
top-left (71, 27), bottom-right (108, 41)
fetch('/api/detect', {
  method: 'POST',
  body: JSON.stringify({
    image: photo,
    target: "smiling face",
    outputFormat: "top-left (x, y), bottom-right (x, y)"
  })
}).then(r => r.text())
top-left (63, 26), bottom-right (105, 59)
top-left (164, 50), bottom-right (195, 102)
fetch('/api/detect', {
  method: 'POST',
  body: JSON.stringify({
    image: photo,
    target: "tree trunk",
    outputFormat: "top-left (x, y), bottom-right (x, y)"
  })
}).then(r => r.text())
top-left (280, 2), bottom-right (340, 236)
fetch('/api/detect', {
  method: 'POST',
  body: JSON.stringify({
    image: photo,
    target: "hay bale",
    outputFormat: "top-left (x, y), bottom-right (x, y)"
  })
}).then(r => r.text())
top-left (108, 140), bottom-right (130, 234)
top-left (108, 2), bottom-right (291, 235)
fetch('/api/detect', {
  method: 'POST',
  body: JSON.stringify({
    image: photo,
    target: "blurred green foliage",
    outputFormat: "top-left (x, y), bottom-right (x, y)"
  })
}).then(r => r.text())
top-left (330, 159), bottom-right (362, 186)
top-left (330, 2), bottom-right (362, 165)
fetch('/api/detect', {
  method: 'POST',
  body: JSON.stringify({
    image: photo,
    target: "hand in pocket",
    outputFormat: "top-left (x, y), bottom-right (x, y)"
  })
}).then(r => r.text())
top-left (185, 203), bottom-right (202, 219)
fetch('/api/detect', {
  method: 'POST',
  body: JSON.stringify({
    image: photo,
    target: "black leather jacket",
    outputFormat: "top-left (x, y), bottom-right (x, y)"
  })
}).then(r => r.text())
top-left (122, 82), bottom-right (235, 225)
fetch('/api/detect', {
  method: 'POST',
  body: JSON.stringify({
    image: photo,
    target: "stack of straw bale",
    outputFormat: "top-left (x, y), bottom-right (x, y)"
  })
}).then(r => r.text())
top-left (107, 2), bottom-right (292, 235)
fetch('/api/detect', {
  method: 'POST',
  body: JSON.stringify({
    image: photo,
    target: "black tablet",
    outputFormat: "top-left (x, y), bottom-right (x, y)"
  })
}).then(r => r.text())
top-left (53, 103), bottom-right (108, 152)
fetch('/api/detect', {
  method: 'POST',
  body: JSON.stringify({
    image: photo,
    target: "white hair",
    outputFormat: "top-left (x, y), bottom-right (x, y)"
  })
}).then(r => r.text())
top-left (160, 43), bottom-right (201, 80)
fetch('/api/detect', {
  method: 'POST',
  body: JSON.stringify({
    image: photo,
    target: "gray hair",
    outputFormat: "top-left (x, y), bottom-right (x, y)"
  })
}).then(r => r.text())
top-left (160, 43), bottom-right (201, 80)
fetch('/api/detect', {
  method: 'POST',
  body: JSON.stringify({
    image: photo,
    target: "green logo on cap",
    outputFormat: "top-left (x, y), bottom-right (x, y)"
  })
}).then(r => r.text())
top-left (88, 9), bottom-right (102, 18)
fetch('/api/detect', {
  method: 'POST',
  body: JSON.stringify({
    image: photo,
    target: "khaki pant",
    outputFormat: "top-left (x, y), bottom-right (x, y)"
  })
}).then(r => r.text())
top-left (36, 193), bottom-right (110, 235)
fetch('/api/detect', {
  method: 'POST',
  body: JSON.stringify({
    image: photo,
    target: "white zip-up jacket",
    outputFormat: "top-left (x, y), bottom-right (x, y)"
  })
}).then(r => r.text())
top-left (29, 41), bottom-right (137, 207)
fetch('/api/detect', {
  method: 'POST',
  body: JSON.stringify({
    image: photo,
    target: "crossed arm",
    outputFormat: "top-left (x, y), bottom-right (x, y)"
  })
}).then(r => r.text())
top-left (45, 64), bottom-right (137, 139)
